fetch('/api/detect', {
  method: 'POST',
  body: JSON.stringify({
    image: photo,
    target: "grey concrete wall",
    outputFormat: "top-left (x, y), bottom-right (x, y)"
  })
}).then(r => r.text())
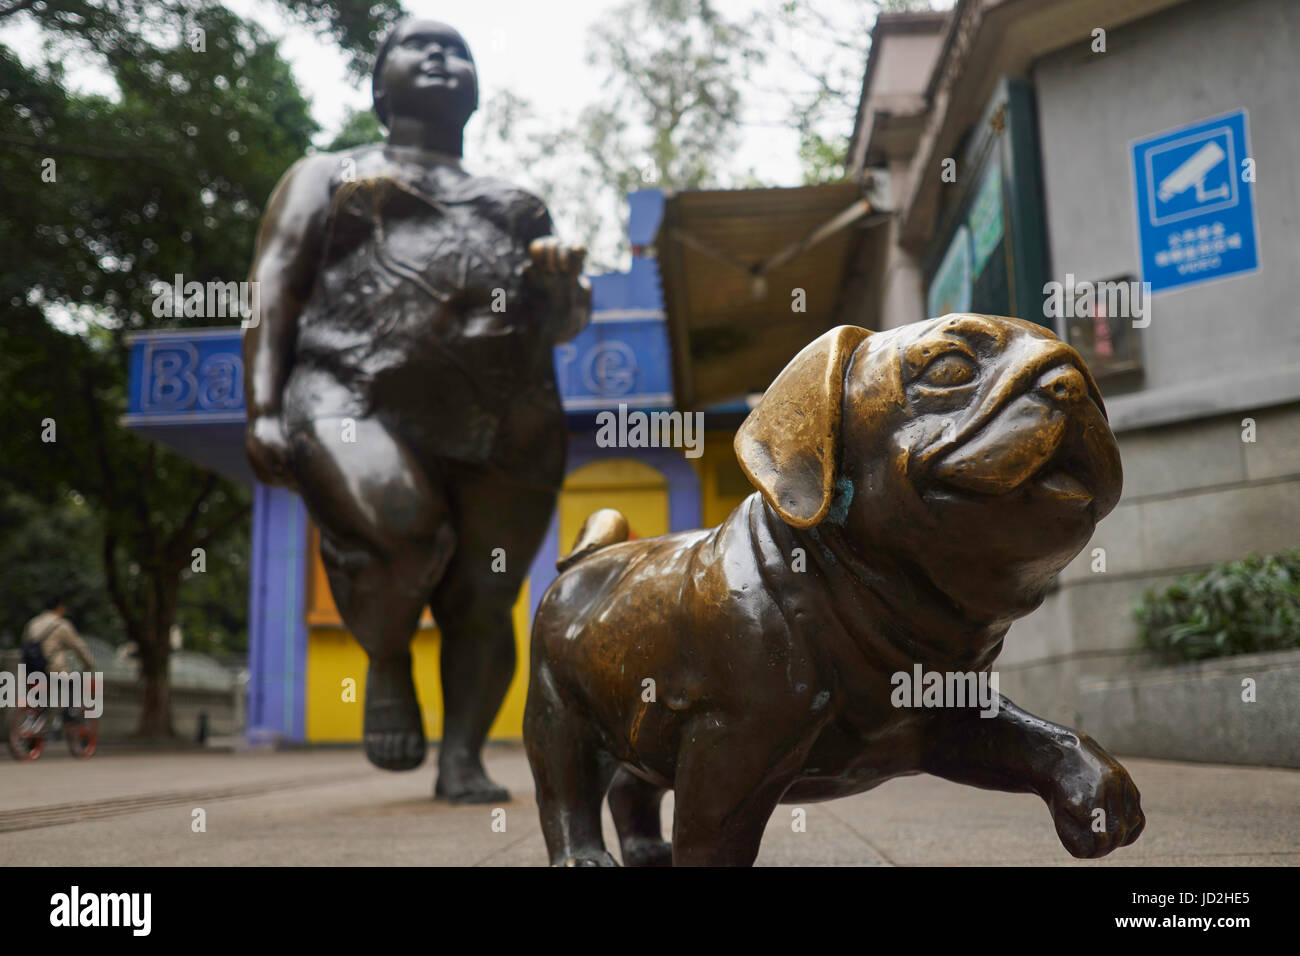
top-left (995, 0), bottom-right (1300, 751)
top-left (1078, 649), bottom-right (1300, 768)
top-left (1032, 0), bottom-right (1300, 420)
top-left (878, 179), bottom-right (928, 332)
top-left (95, 678), bottom-right (239, 742)
top-left (1000, 401), bottom-right (1300, 730)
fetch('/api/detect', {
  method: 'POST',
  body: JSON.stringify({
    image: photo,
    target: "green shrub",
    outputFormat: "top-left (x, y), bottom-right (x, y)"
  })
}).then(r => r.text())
top-left (1135, 548), bottom-right (1300, 663)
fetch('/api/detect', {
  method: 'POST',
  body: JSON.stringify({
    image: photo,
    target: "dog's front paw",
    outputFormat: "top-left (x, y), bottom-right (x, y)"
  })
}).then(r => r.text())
top-left (1047, 735), bottom-right (1145, 859)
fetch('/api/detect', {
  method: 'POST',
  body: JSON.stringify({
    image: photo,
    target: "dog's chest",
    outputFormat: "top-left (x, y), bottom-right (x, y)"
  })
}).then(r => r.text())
top-left (784, 712), bottom-right (927, 801)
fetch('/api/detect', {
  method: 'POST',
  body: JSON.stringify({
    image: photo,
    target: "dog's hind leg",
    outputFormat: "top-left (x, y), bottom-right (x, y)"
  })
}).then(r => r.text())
top-left (524, 660), bottom-right (618, 866)
top-left (609, 767), bottom-right (672, 866)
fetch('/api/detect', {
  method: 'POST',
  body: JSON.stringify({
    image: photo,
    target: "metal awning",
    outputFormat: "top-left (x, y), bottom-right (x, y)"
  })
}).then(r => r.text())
top-left (655, 182), bottom-right (881, 410)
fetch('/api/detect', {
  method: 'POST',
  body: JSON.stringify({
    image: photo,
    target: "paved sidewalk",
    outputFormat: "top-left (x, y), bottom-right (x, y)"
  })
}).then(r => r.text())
top-left (1, 745), bottom-right (1296, 865)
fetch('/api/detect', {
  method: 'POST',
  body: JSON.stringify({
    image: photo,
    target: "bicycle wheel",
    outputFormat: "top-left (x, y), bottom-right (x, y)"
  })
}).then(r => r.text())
top-left (7, 707), bottom-right (46, 761)
top-left (64, 714), bottom-right (99, 758)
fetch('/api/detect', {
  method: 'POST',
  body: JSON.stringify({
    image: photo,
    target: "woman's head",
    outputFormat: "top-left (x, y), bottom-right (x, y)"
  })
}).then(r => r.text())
top-left (372, 19), bottom-right (478, 131)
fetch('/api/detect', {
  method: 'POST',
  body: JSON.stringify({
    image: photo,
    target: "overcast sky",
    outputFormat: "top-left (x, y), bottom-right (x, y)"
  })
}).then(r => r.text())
top-left (9, 0), bottom-right (865, 182)
top-left (226, 0), bottom-right (812, 183)
top-left (8, 0), bottom-right (950, 250)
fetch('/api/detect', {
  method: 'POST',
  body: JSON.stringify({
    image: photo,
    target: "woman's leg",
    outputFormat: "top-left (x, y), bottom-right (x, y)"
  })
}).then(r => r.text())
top-left (288, 413), bottom-right (455, 770)
top-left (428, 467), bottom-right (558, 802)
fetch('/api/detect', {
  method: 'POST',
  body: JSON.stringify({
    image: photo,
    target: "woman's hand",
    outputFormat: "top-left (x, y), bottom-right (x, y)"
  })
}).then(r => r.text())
top-left (527, 237), bottom-right (592, 343)
top-left (245, 413), bottom-right (298, 489)
top-left (528, 236), bottom-right (586, 274)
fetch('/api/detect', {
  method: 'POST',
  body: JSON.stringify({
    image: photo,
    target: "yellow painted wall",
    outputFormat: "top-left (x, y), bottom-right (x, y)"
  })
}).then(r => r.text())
top-left (693, 429), bottom-right (753, 528)
top-left (558, 458), bottom-right (669, 552)
top-left (304, 455), bottom-right (674, 743)
top-left (303, 523), bottom-right (531, 743)
top-left (304, 583), bottom-right (532, 743)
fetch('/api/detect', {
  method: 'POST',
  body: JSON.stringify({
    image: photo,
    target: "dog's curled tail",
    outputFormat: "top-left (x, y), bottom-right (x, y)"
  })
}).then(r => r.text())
top-left (556, 508), bottom-right (630, 572)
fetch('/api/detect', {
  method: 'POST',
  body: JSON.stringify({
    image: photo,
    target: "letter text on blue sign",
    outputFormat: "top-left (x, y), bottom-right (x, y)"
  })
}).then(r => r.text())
top-left (1131, 109), bottom-right (1259, 294)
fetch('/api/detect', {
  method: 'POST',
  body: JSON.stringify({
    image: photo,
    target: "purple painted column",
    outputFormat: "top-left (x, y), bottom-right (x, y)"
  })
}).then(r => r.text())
top-left (245, 482), bottom-right (309, 744)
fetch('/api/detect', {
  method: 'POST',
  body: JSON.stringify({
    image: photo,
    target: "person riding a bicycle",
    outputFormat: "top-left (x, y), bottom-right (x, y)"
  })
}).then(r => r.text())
top-left (21, 594), bottom-right (96, 716)
top-left (9, 595), bottom-right (100, 761)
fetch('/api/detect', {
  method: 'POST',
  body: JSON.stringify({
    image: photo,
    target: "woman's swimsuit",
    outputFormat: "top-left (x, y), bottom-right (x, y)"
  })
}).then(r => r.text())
top-left (283, 147), bottom-right (568, 489)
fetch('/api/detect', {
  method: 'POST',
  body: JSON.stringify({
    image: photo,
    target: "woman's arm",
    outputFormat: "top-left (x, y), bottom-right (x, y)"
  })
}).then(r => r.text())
top-left (528, 235), bottom-right (592, 344)
top-left (513, 195), bottom-right (591, 344)
top-left (242, 154), bottom-right (334, 486)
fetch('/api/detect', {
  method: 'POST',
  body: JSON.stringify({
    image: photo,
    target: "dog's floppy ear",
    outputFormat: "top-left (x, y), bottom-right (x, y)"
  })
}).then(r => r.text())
top-left (734, 325), bottom-right (872, 528)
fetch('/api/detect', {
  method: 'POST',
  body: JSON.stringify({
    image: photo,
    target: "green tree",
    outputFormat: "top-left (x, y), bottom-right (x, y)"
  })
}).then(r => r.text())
top-left (472, 0), bottom-right (758, 269)
top-left (584, 0), bottom-right (758, 192)
top-left (328, 105), bottom-right (385, 151)
top-left (0, 0), bottom-right (396, 734)
top-left (2, 0), bottom-right (402, 78)
top-left (0, 488), bottom-right (120, 648)
top-left (756, 0), bottom-right (936, 184)
top-left (469, 89), bottom-right (621, 268)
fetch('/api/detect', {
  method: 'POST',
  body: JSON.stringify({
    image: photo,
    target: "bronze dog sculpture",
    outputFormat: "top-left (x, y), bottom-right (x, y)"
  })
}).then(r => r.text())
top-left (524, 314), bottom-right (1143, 865)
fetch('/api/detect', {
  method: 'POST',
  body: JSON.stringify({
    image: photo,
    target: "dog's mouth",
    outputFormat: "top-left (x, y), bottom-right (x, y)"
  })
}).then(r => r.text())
top-left (926, 362), bottom-right (1121, 517)
top-left (933, 439), bottom-right (1097, 511)
top-left (1030, 468), bottom-right (1093, 504)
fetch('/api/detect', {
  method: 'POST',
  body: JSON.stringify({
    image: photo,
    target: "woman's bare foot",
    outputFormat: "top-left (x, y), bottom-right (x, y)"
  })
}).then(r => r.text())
top-left (363, 656), bottom-right (426, 771)
top-left (434, 751), bottom-right (509, 804)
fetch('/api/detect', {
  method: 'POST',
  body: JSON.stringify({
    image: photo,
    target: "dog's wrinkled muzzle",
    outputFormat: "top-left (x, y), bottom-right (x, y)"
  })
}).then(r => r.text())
top-left (931, 363), bottom-right (1122, 518)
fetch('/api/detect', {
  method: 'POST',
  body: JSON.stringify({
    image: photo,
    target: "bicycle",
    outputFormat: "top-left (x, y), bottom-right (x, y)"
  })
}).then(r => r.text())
top-left (6, 675), bottom-right (99, 761)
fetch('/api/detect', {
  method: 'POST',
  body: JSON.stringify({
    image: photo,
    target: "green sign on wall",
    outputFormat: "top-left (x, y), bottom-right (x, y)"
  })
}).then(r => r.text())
top-left (969, 164), bottom-right (1004, 275)
top-left (927, 225), bottom-right (972, 318)
top-left (924, 79), bottom-right (1047, 327)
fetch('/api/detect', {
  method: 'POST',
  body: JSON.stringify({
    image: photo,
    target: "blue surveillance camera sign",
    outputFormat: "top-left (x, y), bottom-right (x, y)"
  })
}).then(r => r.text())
top-left (1131, 110), bottom-right (1258, 294)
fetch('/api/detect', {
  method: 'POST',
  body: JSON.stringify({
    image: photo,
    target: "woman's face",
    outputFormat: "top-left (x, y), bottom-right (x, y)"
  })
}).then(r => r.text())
top-left (379, 21), bottom-right (478, 128)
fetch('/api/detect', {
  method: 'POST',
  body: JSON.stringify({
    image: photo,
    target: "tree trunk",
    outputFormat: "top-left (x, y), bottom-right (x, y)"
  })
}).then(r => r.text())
top-left (135, 640), bottom-right (174, 738)
top-left (133, 572), bottom-right (178, 739)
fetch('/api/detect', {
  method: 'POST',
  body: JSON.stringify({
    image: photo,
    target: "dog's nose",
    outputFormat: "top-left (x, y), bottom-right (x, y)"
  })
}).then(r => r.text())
top-left (1037, 364), bottom-right (1087, 405)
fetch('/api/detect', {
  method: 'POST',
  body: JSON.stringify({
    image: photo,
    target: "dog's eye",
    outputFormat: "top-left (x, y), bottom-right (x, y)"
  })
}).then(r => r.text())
top-left (919, 353), bottom-right (976, 388)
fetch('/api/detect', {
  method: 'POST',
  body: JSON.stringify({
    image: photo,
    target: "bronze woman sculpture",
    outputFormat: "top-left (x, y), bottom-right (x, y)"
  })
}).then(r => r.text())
top-left (244, 19), bottom-right (589, 802)
top-left (525, 314), bottom-right (1144, 865)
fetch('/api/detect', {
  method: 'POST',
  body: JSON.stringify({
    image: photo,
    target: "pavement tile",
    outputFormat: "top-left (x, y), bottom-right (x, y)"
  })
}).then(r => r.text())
top-left (1, 745), bottom-right (1296, 866)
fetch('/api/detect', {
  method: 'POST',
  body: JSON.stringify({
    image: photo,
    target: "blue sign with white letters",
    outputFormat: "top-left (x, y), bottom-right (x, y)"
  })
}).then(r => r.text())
top-left (125, 328), bottom-right (246, 423)
top-left (553, 311), bottom-right (673, 411)
top-left (125, 316), bottom-right (676, 423)
top-left (1131, 110), bottom-right (1258, 293)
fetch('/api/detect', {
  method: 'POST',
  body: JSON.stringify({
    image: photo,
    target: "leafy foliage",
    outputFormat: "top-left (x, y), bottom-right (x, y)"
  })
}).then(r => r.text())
top-left (0, 0), bottom-right (388, 731)
top-left (755, 0), bottom-right (936, 184)
top-left (1135, 550), bottom-right (1300, 663)
top-left (472, 0), bottom-right (938, 263)
top-left (0, 489), bottom-right (121, 648)
top-left (5, 0), bottom-right (402, 79)
top-left (327, 104), bottom-right (385, 151)
top-left (585, 0), bottom-right (757, 192)
top-left (266, 0), bottom-right (404, 79)
top-left (472, 0), bottom-right (759, 269)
